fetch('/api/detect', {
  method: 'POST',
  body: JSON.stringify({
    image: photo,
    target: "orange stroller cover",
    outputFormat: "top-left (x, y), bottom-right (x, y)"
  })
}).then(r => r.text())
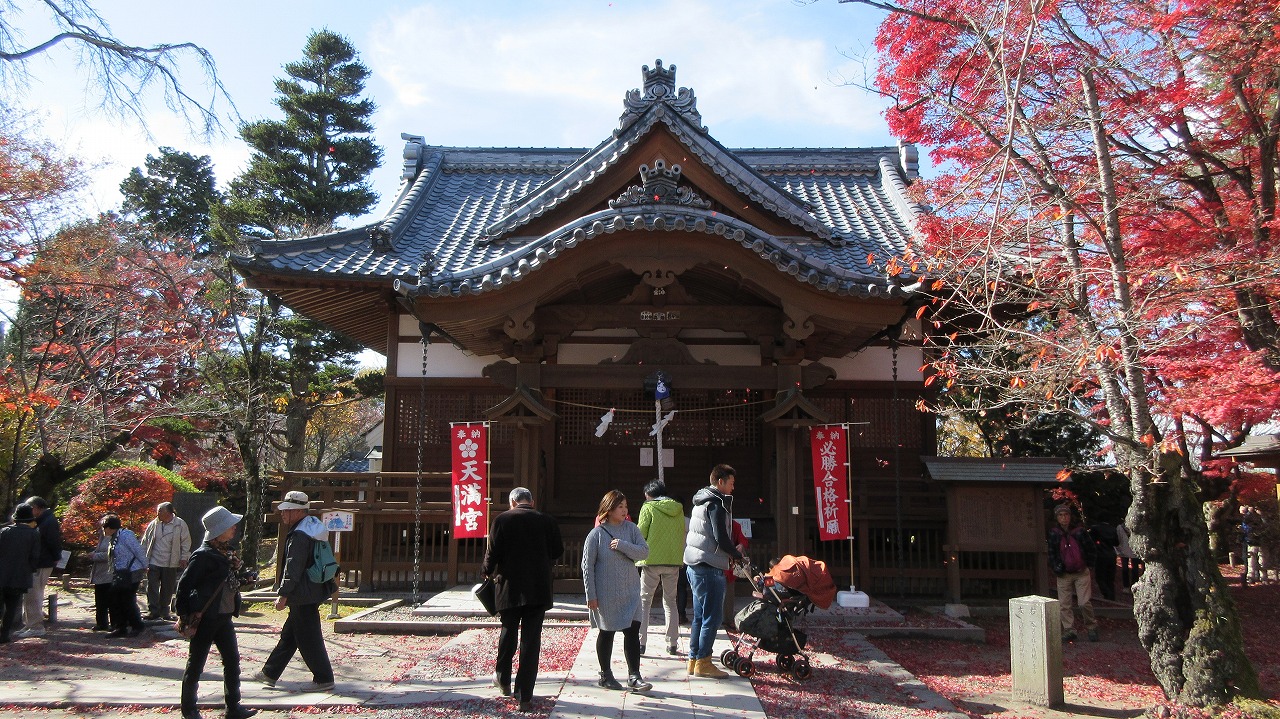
top-left (767, 555), bottom-right (837, 610)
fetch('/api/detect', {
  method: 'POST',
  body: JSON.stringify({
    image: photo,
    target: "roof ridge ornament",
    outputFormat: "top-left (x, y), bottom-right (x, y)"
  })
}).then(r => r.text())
top-left (609, 160), bottom-right (711, 209)
top-left (617, 60), bottom-right (706, 137)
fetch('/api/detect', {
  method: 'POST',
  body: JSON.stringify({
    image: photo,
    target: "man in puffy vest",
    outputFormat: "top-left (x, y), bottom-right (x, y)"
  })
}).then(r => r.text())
top-left (1047, 504), bottom-right (1098, 642)
top-left (254, 491), bottom-right (334, 692)
top-left (636, 478), bottom-right (685, 656)
top-left (683, 464), bottom-right (744, 678)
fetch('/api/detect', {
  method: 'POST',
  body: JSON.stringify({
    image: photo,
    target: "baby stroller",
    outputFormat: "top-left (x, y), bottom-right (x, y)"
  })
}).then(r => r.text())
top-left (721, 554), bottom-right (836, 681)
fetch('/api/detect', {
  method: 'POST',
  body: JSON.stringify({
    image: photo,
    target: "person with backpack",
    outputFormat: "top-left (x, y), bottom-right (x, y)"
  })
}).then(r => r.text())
top-left (1048, 504), bottom-right (1099, 642)
top-left (254, 491), bottom-right (335, 692)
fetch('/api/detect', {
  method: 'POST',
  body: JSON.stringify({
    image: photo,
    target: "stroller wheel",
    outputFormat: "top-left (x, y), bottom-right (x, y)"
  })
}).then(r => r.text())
top-left (777, 654), bottom-right (794, 671)
top-left (734, 658), bottom-right (755, 678)
top-left (791, 656), bottom-right (812, 681)
top-left (721, 650), bottom-right (739, 669)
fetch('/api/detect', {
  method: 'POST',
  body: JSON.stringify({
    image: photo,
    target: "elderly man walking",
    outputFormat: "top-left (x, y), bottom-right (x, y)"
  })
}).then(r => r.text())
top-left (483, 487), bottom-right (563, 713)
top-left (142, 502), bottom-right (192, 620)
top-left (254, 491), bottom-right (335, 692)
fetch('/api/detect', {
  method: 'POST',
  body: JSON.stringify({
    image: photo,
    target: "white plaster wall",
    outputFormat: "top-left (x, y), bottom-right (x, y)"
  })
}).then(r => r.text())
top-left (398, 313), bottom-right (418, 335)
top-left (819, 345), bottom-right (924, 382)
top-left (556, 343), bottom-right (760, 366)
top-left (396, 341), bottom-right (510, 378)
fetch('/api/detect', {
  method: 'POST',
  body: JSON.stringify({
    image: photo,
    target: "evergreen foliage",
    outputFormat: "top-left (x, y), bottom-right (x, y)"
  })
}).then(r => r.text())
top-left (224, 29), bottom-right (381, 237)
top-left (119, 148), bottom-right (222, 251)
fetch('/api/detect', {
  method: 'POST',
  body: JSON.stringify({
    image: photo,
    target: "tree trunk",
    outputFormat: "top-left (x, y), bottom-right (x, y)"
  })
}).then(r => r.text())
top-left (23, 431), bottom-right (132, 500)
top-left (234, 425), bottom-right (265, 570)
top-left (1128, 469), bottom-right (1260, 705)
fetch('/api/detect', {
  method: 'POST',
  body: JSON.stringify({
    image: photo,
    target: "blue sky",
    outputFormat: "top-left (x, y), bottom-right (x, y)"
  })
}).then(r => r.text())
top-left (16, 0), bottom-right (900, 223)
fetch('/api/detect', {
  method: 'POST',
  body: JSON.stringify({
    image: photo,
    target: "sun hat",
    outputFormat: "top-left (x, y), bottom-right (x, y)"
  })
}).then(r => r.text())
top-left (12, 504), bottom-right (35, 523)
top-left (202, 506), bottom-right (243, 542)
top-left (278, 490), bottom-right (310, 510)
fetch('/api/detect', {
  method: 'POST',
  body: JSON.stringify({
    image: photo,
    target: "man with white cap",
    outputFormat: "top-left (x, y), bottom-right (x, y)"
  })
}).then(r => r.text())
top-left (175, 506), bottom-right (257, 719)
top-left (254, 491), bottom-right (335, 692)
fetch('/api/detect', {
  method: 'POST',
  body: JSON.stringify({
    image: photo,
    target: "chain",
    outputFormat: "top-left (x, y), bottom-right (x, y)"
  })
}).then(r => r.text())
top-left (413, 336), bottom-right (427, 605)
top-left (891, 342), bottom-right (904, 594)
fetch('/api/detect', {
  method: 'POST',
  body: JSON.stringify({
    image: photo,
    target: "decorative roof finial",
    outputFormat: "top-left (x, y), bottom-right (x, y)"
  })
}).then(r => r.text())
top-left (617, 59), bottom-right (706, 136)
top-left (642, 60), bottom-right (678, 99)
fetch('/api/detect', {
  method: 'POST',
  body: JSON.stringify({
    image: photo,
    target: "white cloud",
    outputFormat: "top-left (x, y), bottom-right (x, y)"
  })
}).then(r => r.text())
top-left (367, 0), bottom-right (890, 150)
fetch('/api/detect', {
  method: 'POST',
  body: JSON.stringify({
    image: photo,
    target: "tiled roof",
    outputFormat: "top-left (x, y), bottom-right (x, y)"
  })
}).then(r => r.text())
top-left (1218, 434), bottom-right (1280, 459)
top-left (232, 62), bottom-right (926, 302)
top-left (921, 457), bottom-right (1070, 484)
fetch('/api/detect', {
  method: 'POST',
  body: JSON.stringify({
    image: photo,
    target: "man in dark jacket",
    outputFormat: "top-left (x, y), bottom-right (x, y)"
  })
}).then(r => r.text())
top-left (683, 464), bottom-right (744, 678)
top-left (16, 497), bottom-right (61, 638)
top-left (1048, 504), bottom-right (1099, 642)
top-left (0, 504), bottom-right (42, 643)
top-left (255, 491), bottom-right (334, 692)
top-left (482, 487), bottom-right (563, 713)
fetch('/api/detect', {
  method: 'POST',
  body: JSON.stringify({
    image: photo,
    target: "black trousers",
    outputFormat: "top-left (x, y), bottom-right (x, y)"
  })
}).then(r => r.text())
top-left (596, 620), bottom-right (642, 678)
top-left (111, 580), bottom-right (145, 631)
top-left (496, 604), bottom-right (546, 703)
top-left (263, 602), bottom-right (333, 683)
top-left (676, 568), bottom-right (691, 620)
top-left (1, 588), bottom-right (25, 640)
top-left (93, 583), bottom-right (118, 629)
top-left (182, 613), bottom-right (241, 713)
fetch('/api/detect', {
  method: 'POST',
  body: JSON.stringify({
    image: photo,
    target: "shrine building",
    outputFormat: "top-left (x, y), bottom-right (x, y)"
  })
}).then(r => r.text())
top-left (233, 61), bottom-right (1053, 598)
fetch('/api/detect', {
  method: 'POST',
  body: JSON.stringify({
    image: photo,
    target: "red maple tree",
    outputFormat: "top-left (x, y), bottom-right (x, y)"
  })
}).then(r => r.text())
top-left (842, 0), bottom-right (1279, 705)
top-left (60, 465), bottom-right (174, 550)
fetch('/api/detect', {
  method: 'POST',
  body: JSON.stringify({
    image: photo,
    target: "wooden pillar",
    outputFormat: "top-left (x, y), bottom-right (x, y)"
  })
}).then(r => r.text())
top-left (383, 303), bottom-right (402, 470)
top-left (774, 425), bottom-right (803, 553)
top-left (358, 508), bottom-right (376, 592)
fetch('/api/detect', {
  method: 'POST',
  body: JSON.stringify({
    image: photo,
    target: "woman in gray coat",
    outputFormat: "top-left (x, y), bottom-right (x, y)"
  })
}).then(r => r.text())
top-left (582, 490), bottom-right (652, 692)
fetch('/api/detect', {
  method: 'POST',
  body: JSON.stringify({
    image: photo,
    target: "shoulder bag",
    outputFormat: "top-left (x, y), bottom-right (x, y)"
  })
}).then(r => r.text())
top-left (175, 580), bottom-right (224, 639)
top-left (473, 575), bottom-right (497, 616)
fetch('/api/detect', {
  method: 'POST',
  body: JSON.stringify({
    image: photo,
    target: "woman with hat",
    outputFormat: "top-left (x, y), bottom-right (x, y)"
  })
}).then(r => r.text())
top-left (0, 504), bottom-right (41, 643)
top-left (175, 506), bottom-right (257, 719)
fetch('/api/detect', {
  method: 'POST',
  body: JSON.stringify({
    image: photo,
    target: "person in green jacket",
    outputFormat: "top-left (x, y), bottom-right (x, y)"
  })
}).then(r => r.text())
top-left (636, 479), bottom-right (686, 656)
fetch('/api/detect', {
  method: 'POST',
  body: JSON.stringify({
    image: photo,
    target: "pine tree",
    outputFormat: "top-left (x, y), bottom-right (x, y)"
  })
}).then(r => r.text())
top-left (119, 147), bottom-right (222, 251)
top-left (227, 29), bottom-right (381, 236)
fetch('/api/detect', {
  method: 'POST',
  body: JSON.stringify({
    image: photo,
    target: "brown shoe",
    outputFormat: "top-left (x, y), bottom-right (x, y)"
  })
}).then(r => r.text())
top-left (692, 657), bottom-right (729, 678)
top-left (687, 658), bottom-right (696, 675)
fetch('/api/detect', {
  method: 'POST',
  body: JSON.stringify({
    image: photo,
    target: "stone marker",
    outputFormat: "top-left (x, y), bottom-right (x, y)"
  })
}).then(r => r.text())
top-left (1009, 595), bottom-right (1063, 707)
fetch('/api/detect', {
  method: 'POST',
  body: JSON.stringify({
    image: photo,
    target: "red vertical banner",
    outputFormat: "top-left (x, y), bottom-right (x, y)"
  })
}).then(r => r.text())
top-left (451, 422), bottom-right (489, 538)
top-left (810, 424), bottom-right (851, 541)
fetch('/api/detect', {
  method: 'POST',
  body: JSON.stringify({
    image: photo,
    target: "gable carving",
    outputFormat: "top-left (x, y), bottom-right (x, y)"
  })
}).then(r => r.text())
top-left (609, 159), bottom-right (711, 210)
top-left (599, 337), bottom-right (715, 366)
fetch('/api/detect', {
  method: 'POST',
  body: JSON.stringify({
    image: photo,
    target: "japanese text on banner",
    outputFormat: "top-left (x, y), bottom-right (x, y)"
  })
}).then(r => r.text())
top-left (451, 423), bottom-right (489, 538)
top-left (810, 425), bottom-right (851, 540)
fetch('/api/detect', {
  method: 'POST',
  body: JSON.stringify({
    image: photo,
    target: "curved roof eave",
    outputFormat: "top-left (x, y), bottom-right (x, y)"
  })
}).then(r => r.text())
top-left (477, 103), bottom-right (849, 246)
top-left (394, 205), bottom-right (914, 301)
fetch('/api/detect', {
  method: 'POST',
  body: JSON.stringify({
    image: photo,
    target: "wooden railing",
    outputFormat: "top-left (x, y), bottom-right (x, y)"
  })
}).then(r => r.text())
top-left (274, 471), bottom-right (1034, 597)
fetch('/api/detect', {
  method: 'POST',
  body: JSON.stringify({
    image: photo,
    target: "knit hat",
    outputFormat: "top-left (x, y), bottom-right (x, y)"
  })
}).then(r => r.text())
top-left (12, 504), bottom-right (35, 523)
top-left (1054, 504), bottom-right (1073, 515)
top-left (278, 491), bottom-right (310, 510)
top-left (202, 506), bottom-right (243, 542)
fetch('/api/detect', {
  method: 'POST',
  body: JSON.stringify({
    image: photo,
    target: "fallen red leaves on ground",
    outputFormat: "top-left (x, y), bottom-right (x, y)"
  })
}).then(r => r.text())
top-left (869, 579), bottom-right (1279, 719)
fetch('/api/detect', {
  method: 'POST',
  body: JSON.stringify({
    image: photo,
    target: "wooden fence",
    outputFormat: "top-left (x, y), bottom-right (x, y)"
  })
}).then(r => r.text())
top-left (272, 471), bottom-right (1036, 597)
